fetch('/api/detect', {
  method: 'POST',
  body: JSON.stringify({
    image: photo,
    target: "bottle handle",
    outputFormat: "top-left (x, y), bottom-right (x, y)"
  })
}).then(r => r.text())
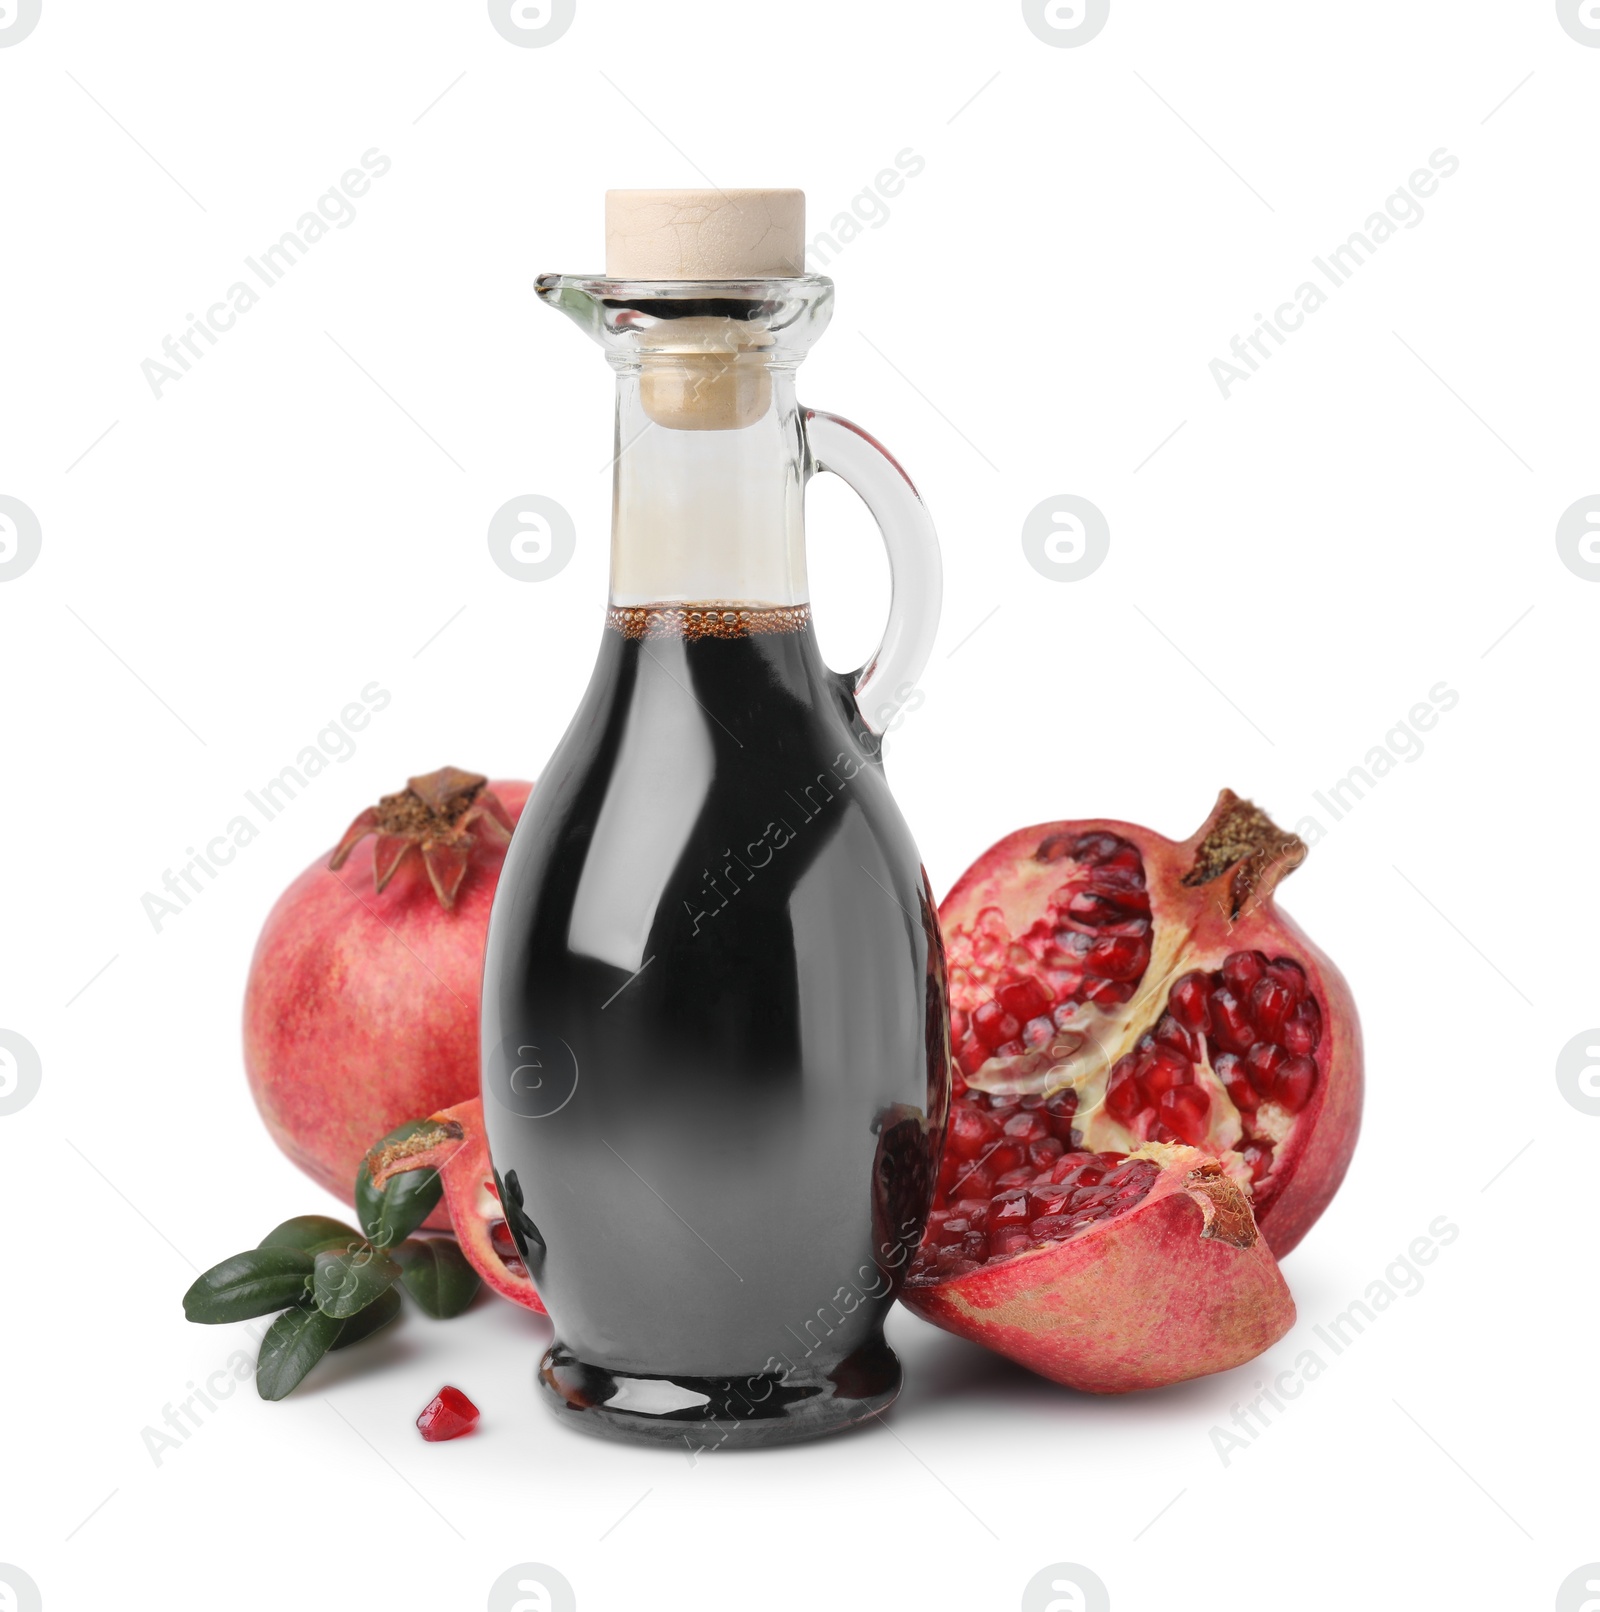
top-left (803, 409), bottom-right (942, 736)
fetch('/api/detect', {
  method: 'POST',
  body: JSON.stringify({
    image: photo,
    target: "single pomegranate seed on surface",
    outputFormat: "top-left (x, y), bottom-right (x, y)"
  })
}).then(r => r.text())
top-left (417, 1386), bottom-right (479, 1442)
top-left (1265, 957), bottom-right (1307, 997)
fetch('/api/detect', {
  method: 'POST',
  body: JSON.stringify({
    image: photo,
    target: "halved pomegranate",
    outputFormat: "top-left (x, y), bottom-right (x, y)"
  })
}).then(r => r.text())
top-left (902, 1143), bottom-right (1294, 1392)
top-left (938, 790), bottom-right (1361, 1257)
top-left (367, 1098), bottom-right (544, 1314)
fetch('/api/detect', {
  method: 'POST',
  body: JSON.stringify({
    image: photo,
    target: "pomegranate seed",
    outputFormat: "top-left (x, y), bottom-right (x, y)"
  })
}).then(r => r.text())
top-left (996, 1167), bottom-right (1035, 1189)
top-left (1029, 1136), bottom-right (1065, 1168)
top-left (1029, 1212), bottom-right (1076, 1240)
top-left (1275, 1055), bottom-right (1318, 1112)
top-left (1043, 1093), bottom-right (1079, 1139)
top-left (417, 1386), bottom-right (479, 1442)
top-left (1168, 972), bottom-right (1213, 1032)
top-left (1070, 832), bottom-right (1124, 865)
top-left (1209, 988), bottom-right (1256, 1054)
top-left (1002, 1111), bottom-right (1050, 1145)
top-left (953, 1197), bottom-right (989, 1228)
top-left (1151, 1013), bottom-right (1196, 1059)
top-left (1240, 1139), bottom-right (1275, 1182)
top-left (1082, 977), bottom-right (1136, 1006)
top-left (993, 1039), bottom-right (1026, 1058)
top-left (956, 1038), bottom-right (990, 1077)
top-left (1283, 999), bottom-right (1322, 1056)
top-left (972, 1000), bottom-right (1022, 1050)
top-left (1215, 1051), bottom-right (1259, 1112)
top-left (1265, 957), bottom-right (1307, 997)
top-left (951, 1009), bottom-right (970, 1042)
top-left (1087, 934), bottom-right (1152, 982)
top-left (935, 1217), bottom-right (969, 1246)
top-left (1067, 890), bottom-right (1130, 924)
top-left (946, 1105), bottom-right (999, 1159)
top-left (1245, 1041), bottom-right (1286, 1095)
top-left (947, 1161), bottom-right (994, 1199)
top-left (1250, 976), bottom-right (1293, 1042)
top-left (1022, 1015), bottom-right (1055, 1048)
top-left (988, 1142), bottom-right (1027, 1174)
top-left (1018, 1092), bottom-right (1048, 1110)
top-left (997, 977), bottom-right (1051, 1021)
top-left (988, 1092), bottom-right (1019, 1114)
top-left (988, 1231), bottom-right (1034, 1261)
top-left (1138, 1045), bottom-right (1193, 1097)
top-left (1157, 1085), bottom-right (1211, 1146)
top-left (1221, 951), bottom-right (1267, 992)
top-left (1106, 1059), bottom-right (1142, 1122)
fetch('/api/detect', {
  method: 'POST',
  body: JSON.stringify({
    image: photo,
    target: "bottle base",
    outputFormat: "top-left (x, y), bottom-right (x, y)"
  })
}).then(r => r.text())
top-left (537, 1338), bottom-right (902, 1450)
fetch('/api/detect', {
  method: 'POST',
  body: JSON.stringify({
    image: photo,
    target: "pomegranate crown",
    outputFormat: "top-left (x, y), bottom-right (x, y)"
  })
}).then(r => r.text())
top-left (329, 766), bottom-right (514, 909)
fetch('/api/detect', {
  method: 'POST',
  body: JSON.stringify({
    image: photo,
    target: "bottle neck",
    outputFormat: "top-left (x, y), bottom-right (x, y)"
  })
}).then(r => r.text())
top-left (609, 367), bottom-right (809, 609)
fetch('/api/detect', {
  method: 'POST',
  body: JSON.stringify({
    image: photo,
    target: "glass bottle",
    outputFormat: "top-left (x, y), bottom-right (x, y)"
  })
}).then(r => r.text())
top-left (481, 190), bottom-right (949, 1449)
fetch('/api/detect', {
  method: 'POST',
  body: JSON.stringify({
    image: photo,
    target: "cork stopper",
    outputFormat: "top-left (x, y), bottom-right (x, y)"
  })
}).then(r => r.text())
top-left (599, 189), bottom-right (807, 430)
top-left (605, 189), bottom-right (805, 280)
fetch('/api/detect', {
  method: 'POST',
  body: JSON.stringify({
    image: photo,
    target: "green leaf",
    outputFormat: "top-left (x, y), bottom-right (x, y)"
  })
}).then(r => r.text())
top-left (328, 1285), bottom-right (402, 1351)
top-left (258, 1215), bottom-right (363, 1254)
top-left (256, 1305), bottom-right (343, 1400)
top-left (183, 1247), bottom-right (313, 1324)
top-left (394, 1238), bottom-right (482, 1319)
top-left (355, 1120), bottom-right (445, 1249)
top-left (313, 1243), bottom-right (399, 1320)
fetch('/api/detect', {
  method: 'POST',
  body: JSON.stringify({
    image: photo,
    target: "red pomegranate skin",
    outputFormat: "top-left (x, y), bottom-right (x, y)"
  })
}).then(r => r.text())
top-left (903, 1145), bottom-right (1294, 1393)
top-left (243, 780), bottom-right (531, 1211)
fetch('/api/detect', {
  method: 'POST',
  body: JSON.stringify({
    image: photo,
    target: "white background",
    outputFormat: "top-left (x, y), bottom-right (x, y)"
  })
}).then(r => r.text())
top-left (2, 2), bottom-right (1595, 1608)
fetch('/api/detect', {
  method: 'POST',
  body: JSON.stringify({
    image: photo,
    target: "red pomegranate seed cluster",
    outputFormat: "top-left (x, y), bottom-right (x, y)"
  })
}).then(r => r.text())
top-left (1108, 949), bottom-right (1322, 1185)
top-left (947, 833), bottom-right (1152, 1080)
top-left (912, 1087), bottom-right (1160, 1284)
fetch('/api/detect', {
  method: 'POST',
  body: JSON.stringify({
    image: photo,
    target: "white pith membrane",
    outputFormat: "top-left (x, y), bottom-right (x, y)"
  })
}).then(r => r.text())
top-left (914, 825), bottom-right (1322, 1283)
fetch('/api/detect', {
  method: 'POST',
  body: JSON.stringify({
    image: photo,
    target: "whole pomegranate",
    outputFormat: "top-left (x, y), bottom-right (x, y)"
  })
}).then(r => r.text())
top-left (244, 767), bottom-right (531, 1214)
